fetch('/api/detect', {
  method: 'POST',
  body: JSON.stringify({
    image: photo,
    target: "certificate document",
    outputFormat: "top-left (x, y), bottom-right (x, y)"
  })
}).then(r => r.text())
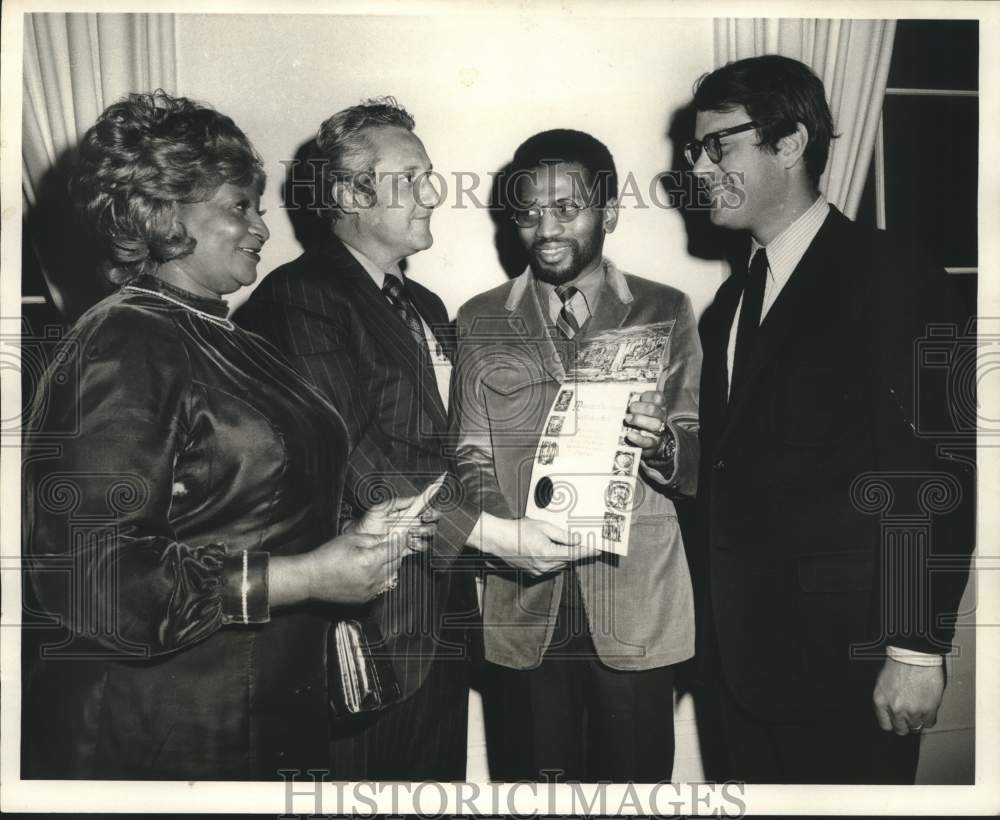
top-left (525, 321), bottom-right (675, 555)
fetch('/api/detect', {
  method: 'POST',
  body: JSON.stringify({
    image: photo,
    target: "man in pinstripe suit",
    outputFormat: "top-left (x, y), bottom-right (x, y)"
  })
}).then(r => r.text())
top-left (237, 98), bottom-right (575, 780)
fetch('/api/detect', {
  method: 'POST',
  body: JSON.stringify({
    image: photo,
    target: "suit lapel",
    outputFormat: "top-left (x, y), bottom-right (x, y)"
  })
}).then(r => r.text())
top-left (405, 283), bottom-right (452, 425)
top-left (703, 272), bottom-right (744, 435)
top-left (717, 212), bottom-right (839, 451)
top-left (407, 285), bottom-right (449, 350)
top-left (507, 274), bottom-right (566, 384)
top-left (322, 236), bottom-right (449, 430)
top-left (506, 265), bottom-right (633, 384)
top-left (584, 275), bottom-right (631, 337)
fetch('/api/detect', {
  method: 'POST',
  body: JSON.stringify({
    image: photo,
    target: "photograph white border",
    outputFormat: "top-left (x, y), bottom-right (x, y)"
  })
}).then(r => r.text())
top-left (2, 0), bottom-right (997, 814)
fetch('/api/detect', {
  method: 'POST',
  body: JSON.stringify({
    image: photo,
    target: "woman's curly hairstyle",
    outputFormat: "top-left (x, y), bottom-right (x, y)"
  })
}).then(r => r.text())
top-left (70, 90), bottom-right (266, 284)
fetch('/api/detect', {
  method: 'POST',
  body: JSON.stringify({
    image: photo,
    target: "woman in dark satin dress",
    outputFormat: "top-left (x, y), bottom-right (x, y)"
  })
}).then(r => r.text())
top-left (21, 91), bottom-right (427, 780)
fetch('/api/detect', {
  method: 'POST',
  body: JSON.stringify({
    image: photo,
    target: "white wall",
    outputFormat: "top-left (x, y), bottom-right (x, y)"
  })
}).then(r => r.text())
top-left (174, 12), bottom-right (725, 316)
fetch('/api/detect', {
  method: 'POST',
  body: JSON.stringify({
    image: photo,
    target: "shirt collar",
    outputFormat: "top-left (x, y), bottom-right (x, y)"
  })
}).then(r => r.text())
top-left (532, 261), bottom-right (606, 314)
top-left (342, 241), bottom-right (403, 288)
top-left (749, 194), bottom-right (830, 284)
top-left (507, 256), bottom-right (633, 312)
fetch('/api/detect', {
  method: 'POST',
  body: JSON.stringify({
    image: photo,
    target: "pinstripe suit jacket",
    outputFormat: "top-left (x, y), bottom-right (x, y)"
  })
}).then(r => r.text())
top-left (236, 234), bottom-right (479, 700)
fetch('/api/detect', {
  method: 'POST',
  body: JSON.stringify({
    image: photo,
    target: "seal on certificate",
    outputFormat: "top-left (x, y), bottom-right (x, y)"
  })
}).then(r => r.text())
top-left (605, 480), bottom-right (633, 512)
top-left (602, 511), bottom-right (624, 543)
top-left (538, 440), bottom-right (558, 465)
top-left (612, 450), bottom-right (635, 475)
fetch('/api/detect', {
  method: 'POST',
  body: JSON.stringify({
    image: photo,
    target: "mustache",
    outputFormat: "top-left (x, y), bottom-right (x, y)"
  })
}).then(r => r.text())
top-left (531, 240), bottom-right (578, 253)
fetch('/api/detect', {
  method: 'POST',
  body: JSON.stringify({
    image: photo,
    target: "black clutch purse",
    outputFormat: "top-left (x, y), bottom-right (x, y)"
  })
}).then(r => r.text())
top-left (328, 616), bottom-right (402, 716)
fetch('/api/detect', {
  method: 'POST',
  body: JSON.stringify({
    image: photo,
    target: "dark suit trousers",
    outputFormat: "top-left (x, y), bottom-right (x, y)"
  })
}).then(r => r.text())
top-left (707, 678), bottom-right (920, 784)
top-left (486, 571), bottom-right (676, 783)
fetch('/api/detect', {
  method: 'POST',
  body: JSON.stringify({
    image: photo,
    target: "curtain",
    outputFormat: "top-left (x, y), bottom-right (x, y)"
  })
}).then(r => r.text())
top-left (713, 18), bottom-right (896, 219)
top-left (22, 13), bottom-right (177, 319)
top-left (23, 13), bottom-right (177, 206)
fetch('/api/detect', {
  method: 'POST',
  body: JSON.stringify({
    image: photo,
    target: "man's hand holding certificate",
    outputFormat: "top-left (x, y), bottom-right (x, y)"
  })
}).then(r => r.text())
top-left (525, 321), bottom-right (676, 555)
top-left (624, 390), bottom-right (672, 458)
top-left (473, 512), bottom-right (596, 577)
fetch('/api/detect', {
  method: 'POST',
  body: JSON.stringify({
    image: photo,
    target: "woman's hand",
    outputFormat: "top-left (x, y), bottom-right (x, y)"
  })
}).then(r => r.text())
top-left (270, 531), bottom-right (404, 607)
top-left (300, 530), bottom-right (410, 605)
top-left (269, 494), bottom-right (443, 608)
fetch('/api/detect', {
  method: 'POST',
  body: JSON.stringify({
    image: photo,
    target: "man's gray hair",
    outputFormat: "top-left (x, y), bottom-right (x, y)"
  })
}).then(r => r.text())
top-left (315, 96), bottom-right (415, 222)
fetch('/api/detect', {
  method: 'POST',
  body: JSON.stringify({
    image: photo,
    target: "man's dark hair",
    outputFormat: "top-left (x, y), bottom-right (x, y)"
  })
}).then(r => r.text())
top-left (693, 55), bottom-right (837, 186)
top-left (506, 128), bottom-right (618, 209)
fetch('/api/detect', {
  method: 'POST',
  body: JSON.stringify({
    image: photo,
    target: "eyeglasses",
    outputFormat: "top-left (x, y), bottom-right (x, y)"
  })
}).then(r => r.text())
top-left (683, 121), bottom-right (760, 166)
top-left (510, 201), bottom-right (588, 229)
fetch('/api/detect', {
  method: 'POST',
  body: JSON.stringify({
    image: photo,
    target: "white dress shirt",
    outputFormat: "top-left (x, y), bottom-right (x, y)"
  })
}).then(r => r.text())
top-left (725, 195), bottom-right (830, 395)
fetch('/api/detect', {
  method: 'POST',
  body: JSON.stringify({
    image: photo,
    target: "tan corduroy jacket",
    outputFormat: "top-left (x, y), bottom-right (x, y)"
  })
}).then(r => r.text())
top-left (453, 259), bottom-right (701, 670)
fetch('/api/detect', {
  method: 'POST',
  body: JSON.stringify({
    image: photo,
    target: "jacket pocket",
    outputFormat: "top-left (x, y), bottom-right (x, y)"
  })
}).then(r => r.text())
top-left (481, 372), bottom-right (556, 439)
top-left (482, 367), bottom-right (552, 396)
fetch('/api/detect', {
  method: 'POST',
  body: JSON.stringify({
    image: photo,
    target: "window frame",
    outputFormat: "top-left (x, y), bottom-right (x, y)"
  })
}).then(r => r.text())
top-left (873, 86), bottom-right (979, 275)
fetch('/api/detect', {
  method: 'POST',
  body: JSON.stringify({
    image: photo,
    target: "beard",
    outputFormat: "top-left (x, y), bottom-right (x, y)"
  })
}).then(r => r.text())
top-left (528, 234), bottom-right (602, 286)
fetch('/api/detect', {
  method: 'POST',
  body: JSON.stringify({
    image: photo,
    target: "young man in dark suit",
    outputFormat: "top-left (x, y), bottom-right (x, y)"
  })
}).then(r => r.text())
top-left (688, 55), bottom-right (974, 783)
top-left (237, 99), bottom-right (572, 779)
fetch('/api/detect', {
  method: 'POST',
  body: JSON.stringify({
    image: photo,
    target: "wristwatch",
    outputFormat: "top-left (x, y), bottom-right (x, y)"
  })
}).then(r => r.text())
top-left (654, 424), bottom-right (676, 463)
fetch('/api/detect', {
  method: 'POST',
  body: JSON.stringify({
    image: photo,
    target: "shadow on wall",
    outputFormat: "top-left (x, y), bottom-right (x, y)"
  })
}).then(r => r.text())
top-left (486, 159), bottom-right (529, 281)
top-left (662, 101), bottom-right (743, 268)
top-left (278, 135), bottom-right (418, 280)
top-left (24, 147), bottom-right (111, 327)
top-left (282, 137), bottom-right (330, 255)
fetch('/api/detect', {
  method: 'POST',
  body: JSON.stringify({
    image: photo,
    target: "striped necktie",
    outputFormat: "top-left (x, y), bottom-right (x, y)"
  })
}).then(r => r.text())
top-left (555, 284), bottom-right (582, 339)
top-left (382, 275), bottom-right (427, 349)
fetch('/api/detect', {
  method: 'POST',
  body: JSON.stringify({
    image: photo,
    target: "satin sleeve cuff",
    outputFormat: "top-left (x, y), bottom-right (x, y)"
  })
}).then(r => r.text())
top-left (219, 550), bottom-right (270, 625)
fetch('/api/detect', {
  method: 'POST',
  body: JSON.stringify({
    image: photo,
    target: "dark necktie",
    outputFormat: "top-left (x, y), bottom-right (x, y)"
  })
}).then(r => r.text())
top-left (382, 275), bottom-right (428, 350)
top-left (731, 248), bottom-right (768, 394)
top-left (555, 284), bottom-right (583, 339)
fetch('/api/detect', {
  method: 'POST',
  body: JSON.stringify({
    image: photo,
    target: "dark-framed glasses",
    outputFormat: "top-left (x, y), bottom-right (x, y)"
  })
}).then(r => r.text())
top-left (510, 200), bottom-right (587, 229)
top-left (683, 121), bottom-right (759, 166)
